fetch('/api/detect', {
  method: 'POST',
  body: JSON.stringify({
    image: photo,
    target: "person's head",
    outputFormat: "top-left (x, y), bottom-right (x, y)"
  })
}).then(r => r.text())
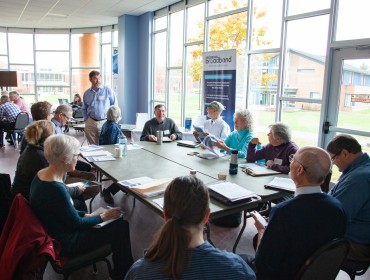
top-left (73, 93), bottom-right (82, 103)
top-left (145, 176), bottom-right (210, 279)
top-left (44, 134), bottom-right (80, 172)
top-left (289, 147), bottom-right (331, 187)
top-left (206, 101), bottom-right (225, 120)
top-left (233, 108), bottom-right (253, 131)
top-left (327, 134), bottom-right (363, 172)
top-left (1, 95), bottom-right (9, 104)
top-left (154, 104), bottom-right (166, 123)
top-left (107, 105), bottom-right (121, 123)
top-left (31, 101), bottom-right (52, 121)
top-left (8, 91), bottom-right (20, 102)
top-left (25, 120), bottom-right (55, 145)
top-left (89, 70), bottom-right (101, 89)
top-left (54, 104), bottom-right (72, 126)
top-left (268, 123), bottom-right (291, 146)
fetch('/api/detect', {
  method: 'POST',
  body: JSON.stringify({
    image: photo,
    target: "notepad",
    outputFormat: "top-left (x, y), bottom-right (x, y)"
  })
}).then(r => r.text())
top-left (240, 163), bottom-right (281, 176)
top-left (80, 145), bottom-right (104, 152)
top-left (118, 177), bottom-right (172, 197)
top-left (91, 207), bottom-right (123, 228)
top-left (207, 181), bottom-right (259, 205)
top-left (264, 177), bottom-right (296, 192)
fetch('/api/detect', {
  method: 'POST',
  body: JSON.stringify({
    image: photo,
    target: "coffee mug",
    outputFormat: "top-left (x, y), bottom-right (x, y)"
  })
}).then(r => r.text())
top-left (156, 130), bottom-right (163, 145)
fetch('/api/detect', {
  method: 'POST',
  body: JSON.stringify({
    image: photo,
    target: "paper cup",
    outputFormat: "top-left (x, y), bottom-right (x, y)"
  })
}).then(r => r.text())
top-left (218, 171), bottom-right (227, 180)
top-left (115, 147), bottom-right (122, 157)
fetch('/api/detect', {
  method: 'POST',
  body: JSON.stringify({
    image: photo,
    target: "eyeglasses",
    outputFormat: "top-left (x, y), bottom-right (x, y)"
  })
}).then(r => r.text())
top-left (289, 154), bottom-right (306, 171)
top-left (330, 151), bottom-right (341, 162)
top-left (62, 113), bottom-right (70, 121)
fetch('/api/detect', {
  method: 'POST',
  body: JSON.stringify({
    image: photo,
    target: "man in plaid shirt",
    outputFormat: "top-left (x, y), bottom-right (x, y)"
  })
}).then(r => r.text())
top-left (0, 95), bottom-right (21, 148)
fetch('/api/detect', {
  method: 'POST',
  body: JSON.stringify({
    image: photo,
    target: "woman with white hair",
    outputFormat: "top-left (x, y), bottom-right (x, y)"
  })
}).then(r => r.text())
top-left (99, 105), bottom-right (123, 145)
top-left (216, 108), bottom-right (254, 158)
top-left (247, 122), bottom-right (298, 174)
top-left (30, 134), bottom-right (134, 279)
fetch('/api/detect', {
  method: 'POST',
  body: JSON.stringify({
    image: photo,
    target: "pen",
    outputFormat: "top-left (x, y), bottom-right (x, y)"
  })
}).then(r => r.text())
top-left (106, 205), bottom-right (125, 215)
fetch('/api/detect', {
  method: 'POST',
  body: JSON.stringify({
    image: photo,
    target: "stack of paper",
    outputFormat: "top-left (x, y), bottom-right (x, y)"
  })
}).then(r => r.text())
top-left (80, 145), bottom-right (104, 152)
top-left (118, 177), bottom-right (173, 197)
top-left (91, 207), bottom-right (123, 228)
top-left (199, 135), bottom-right (224, 159)
top-left (207, 181), bottom-right (259, 205)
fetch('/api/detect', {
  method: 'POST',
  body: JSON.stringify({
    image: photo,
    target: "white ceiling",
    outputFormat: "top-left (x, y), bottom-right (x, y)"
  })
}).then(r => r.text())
top-left (0, 0), bottom-right (178, 29)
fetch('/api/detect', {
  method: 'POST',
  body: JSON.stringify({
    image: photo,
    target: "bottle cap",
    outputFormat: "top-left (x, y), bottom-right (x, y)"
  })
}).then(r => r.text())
top-left (189, 170), bottom-right (197, 175)
top-left (231, 149), bottom-right (238, 154)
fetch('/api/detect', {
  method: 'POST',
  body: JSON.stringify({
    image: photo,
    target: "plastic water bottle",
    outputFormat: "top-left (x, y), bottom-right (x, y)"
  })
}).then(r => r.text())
top-left (119, 135), bottom-right (128, 157)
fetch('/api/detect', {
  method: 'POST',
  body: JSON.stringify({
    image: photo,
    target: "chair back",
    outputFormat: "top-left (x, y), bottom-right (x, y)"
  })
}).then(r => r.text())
top-left (135, 113), bottom-right (148, 130)
top-left (14, 112), bottom-right (29, 132)
top-left (295, 238), bottom-right (349, 280)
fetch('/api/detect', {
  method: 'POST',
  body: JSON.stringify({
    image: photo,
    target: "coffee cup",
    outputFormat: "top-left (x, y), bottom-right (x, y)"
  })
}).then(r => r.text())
top-left (115, 147), bottom-right (122, 157)
top-left (156, 130), bottom-right (163, 145)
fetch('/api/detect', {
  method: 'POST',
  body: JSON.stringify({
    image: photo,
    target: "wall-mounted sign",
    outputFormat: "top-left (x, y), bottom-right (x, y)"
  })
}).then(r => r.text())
top-left (351, 94), bottom-right (370, 103)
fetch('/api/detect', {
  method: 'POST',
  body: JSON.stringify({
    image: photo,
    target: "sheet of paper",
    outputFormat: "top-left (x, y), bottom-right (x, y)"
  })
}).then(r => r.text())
top-left (118, 176), bottom-right (153, 187)
top-left (266, 177), bottom-right (296, 192)
top-left (80, 150), bottom-right (112, 157)
top-left (92, 155), bottom-right (116, 162)
top-left (127, 144), bottom-right (143, 150)
top-left (208, 181), bottom-right (256, 201)
top-left (152, 197), bottom-right (164, 209)
top-left (80, 145), bottom-right (104, 152)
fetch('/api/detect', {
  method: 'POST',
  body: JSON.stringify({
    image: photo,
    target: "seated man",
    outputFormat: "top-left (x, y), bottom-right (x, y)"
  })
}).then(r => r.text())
top-left (246, 147), bottom-right (346, 280)
top-left (327, 134), bottom-right (370, 263)
top-left (193, 101), bottom-right (230, 141)
top-left (0, 95), bottom-right (21, 148)
top-left (140, 104), bottom-right (182, 142)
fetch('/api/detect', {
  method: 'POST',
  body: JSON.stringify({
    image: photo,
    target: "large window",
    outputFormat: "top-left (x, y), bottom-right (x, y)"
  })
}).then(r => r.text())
top-left (153, 0), bottom-right (363, 150)
top-left (0, 27), bottom-right (117, 105)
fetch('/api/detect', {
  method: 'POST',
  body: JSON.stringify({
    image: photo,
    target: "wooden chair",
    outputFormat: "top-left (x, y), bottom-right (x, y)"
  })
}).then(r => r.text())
top-left (295, 238), bottom-right (349, 280)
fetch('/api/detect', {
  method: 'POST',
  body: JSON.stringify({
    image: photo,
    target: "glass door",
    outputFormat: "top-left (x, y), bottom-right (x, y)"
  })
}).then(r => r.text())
top-left (322, 47), bottom-right (370, 179)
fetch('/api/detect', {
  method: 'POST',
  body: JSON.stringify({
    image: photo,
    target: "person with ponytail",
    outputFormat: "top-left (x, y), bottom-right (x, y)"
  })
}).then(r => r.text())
top-left (125, 176), bottom-right (256, 280)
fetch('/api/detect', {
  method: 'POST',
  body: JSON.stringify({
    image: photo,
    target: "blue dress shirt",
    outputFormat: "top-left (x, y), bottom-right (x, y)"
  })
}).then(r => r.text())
top-left (82, 85), bottom-right (116, 121)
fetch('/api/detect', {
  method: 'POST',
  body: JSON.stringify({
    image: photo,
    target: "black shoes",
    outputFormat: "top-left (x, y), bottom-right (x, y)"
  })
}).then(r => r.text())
top-left (102, 188), bottom-right (114, 204)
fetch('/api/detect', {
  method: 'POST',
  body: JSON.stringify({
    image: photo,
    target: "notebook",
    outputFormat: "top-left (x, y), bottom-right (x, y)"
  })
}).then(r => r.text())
top-left (264, 177), bottom-right (296, 192)
top-left (177, 140), bottom-right (200, 148)
top-left (240, 163), bottom-right (281, 177)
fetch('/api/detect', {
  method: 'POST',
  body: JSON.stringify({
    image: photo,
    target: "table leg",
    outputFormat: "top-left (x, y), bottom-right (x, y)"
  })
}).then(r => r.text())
top-left (232, 210), bottom-right (248, 253)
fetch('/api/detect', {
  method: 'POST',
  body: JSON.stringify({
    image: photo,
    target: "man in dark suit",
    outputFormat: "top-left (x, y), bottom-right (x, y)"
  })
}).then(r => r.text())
top-left (248, 147), bottom-right (346, 280)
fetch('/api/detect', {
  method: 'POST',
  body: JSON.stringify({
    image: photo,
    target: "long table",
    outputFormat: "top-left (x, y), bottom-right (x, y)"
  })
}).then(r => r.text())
top-left (83, 142), bottom-right (291, 251)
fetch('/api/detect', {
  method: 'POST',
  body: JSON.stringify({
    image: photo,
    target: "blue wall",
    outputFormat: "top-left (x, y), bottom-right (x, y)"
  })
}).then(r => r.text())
top-left (118, 13), bottom-right (152, 124)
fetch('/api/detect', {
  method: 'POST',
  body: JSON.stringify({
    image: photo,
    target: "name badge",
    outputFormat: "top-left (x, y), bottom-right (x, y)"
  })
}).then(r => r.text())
top-left (98, 95), bottom-right (105, 101)
top-left (164, 130), bottom-right (170, 135)
top-left (274, 158), bottom-right (283, 165)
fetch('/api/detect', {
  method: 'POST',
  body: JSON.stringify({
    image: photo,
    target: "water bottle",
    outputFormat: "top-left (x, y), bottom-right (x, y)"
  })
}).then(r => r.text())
top-left (185, 117), bottom-right (192, 132)
top-left (229, 149), bottom-right (238, 175)
top-left (119, 135), bottom-right (128, 157)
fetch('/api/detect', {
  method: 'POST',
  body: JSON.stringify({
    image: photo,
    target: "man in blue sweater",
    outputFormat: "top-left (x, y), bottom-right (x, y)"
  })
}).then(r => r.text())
top-left (328, 134), bottom-right (370, 263)
top-left (249, 147), bottom-right (346, 280)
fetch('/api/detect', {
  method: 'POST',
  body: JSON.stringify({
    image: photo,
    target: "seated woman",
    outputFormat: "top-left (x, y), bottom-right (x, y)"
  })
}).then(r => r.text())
top-left (125, 176), bottom-right (256, 280)
top-left (11, 120), bottom-right (89, 212)
top-left (247, 123), bottom-right (298, 174)
top-left (71, 93), bottom-right (82, 108)
top-left (29, 134), bottom-right (134, 279)
top-left (216, 108), bottom-right (254, 158)
top-left (193, 101), bottom-right (230, 141)
top-left (99, 105), bottom-right (123, 145)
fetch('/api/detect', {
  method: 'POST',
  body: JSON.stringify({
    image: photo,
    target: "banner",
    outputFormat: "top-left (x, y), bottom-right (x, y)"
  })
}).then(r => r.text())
top-left (203, 49), bottom-right (236, 130)
top-left (112, 47), bottom-right (118, 95)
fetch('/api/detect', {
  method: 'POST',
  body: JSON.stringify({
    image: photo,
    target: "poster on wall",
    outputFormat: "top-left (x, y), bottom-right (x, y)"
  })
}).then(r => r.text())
top-left (113, 47), bottom-right (118, 95)
top-left (203, 49), bottom-right (236, 130)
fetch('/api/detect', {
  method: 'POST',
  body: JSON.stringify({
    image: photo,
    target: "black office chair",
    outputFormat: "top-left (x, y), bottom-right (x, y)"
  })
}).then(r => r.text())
top-left (4, 112), bottom-right (29, 149)
top-left (341, 259), bottom-right (370, 280)
top-left (295, 238), bottom-right (349, 280)
top-left (50, 243), bottom-right (113, 280)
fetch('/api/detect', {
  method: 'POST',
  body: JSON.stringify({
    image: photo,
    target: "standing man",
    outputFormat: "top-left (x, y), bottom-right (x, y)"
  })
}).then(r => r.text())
top-left (0, 96), bottom-right (21, 148)
top-left (327, 134), bottom-right (370, 263)
top-left (140, 104), bottom-right (182, 142)
top-left (245, 147), bottom-right (346, 280)
top-left (82, 70), bottom-right (117, 145)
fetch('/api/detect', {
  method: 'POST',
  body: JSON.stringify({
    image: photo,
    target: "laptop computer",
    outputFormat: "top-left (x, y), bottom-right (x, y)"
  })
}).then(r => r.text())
top-left (58, 98), bottom-right (69, 105)
top-left (177, 140), bottom-right (200, 148)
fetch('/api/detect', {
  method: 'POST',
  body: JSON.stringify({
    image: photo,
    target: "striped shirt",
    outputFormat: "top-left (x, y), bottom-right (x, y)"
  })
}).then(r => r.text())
top-left (0, 102), bottom-right (21, 123)
top-left (125, 241), bottom-right (256, 280)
